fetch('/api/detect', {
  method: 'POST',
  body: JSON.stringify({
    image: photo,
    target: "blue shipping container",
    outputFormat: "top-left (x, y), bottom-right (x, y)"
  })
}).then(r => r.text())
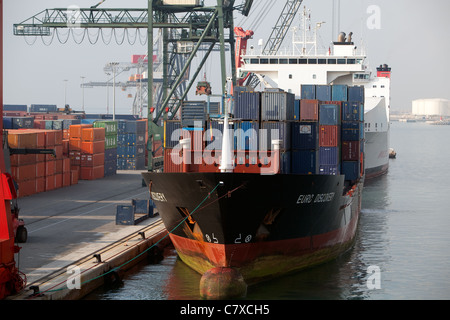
top-left (301, 85), bottom-right (316, 99)
top-left (319, 165), bottom-right (340, 175)
top-left (292, 150), bottom-right (318, 174)
top-left (331, 85), bottom-right (348, 101)
top-left (12, 117), bottom-right (34, 129)
top-left (348, 86), bottom-right (365, 103)
top-left (260, 121), bottom-right (291, 150)
top-left (4, 104), bottom-right (27, 112)
top-left (342, 101), bottom-right (363, 122)
top-left (342, 161), bottom-right (360, 180)
top-left (341, 122), bottom-right (361, 141)
top-left (319, 146), bottom-right (339, 165)
top-left (234, 121), bottom-right (259, 151)
top-left (294, 100), bottom-right (300, 120)
top-left (291, 122), bottom-right (318, 150)
top-left (234, 91), bottom-right (260, 121)
top-left (125, 120), bottom-right (146, 134)
top-left (104, 160), bottom-right (117, 176)
top-left (105, 148), bottom-right (118, 162)
top-left (319, 104), bottom-right (341, 125)
top-left (316, 85), bottom-right (332, 101)
top-left (3, 117), bottom-right (13, 129)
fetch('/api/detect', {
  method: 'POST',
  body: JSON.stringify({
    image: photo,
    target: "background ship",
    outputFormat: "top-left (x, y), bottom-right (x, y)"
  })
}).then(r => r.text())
top-left (237, 7), bottom-right (391, 179)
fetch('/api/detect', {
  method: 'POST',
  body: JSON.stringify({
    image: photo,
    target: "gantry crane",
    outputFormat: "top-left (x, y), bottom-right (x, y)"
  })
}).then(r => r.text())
top-left (13, 1), bottom-right (254, 172)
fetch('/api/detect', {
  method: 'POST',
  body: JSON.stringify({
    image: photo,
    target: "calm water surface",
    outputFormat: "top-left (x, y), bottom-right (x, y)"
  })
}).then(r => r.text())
top-left (86, 121), bottom-right (450, 300)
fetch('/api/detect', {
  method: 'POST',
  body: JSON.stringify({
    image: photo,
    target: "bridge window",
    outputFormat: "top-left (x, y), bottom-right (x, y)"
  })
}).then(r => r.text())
top-left (260, 59), bottom-right (269, 64)
top-left (279, 59), bottom-right (288, 64)
top-left (347, 59), bottom-right (356, 64)
top-left (318, 59), bottom-right (326, 64)
top-left (308, 59), bottom-right (317, 64)
top-left (337, 59), bottom-right (346, 64)
top-left (299, 59), bottom-right (307, 64)
top-left (250, 58), bottom-right (259, 64)
top-left (328, 59), bottom-right (336, 64)
top-left (270, 58), bottom-right (278, 64)
top-left (289, 59), bottom-right (298, 64)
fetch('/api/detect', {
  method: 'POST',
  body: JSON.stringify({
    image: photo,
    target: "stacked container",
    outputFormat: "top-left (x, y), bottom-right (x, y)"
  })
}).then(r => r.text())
top-left (117, 120), bottom-right (146, 170)
top-left (80, 127), bottom-right (105, 180)
top-left (68, 124), bottom-right (93, 180)
top-left (94, 120), bottom-right (118, 176)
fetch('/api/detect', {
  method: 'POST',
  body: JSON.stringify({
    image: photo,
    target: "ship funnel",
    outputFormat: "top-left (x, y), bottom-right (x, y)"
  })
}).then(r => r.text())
top-left (338, 32), bottom-right (346, 42)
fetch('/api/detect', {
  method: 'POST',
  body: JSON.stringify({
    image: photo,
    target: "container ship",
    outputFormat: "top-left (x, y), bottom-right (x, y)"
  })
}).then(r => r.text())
top-left (237, 7), bottom-right (391, 179)
top-left (142, 82), bottom-right (365, 297)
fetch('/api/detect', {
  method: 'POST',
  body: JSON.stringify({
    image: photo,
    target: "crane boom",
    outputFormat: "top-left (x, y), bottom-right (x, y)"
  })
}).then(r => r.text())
top-left (262, 0), bottom-right (303, 55)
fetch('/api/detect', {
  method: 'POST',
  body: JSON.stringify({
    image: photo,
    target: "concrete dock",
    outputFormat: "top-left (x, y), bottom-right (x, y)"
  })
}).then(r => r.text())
top-left (7, 170), bottom-right (170, 300)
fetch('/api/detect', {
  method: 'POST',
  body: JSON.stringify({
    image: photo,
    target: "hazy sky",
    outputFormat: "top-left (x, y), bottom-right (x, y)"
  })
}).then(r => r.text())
top-left (3, 0), bottom-right (450, 114)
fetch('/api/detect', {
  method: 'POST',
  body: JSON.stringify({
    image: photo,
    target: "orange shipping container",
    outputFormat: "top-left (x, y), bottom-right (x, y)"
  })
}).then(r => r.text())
top-left (63, 129), bottom-right (70, 140)
top-left (81, 141), bottom-right (105, 154)
top-left (63, 139), bottom-right (69, 155)
top-left (69, 138), bottom-right (81, 151)
top-left (7, 130), bottom-right (37, 148)
top-left (10, 154), bottom-right (36, 166)
top-left (55, 159), bottom-right (63, 174)
top-left (69, 151), bottom-right (81, 165)
top-left (54, 130), bottom-right (63, 146)
top-left (69, 124), bottom-right (93, 139)
top-left (63, 158), bottom-right (71, 173)
top-left (81, 128), bottom-right (105, 142)
top-left (80, 166), bottom-right (104, 180)
top-left (54, 145), bottom-right (63, 159)
top-left (44, 130), bottom-right (56, 147)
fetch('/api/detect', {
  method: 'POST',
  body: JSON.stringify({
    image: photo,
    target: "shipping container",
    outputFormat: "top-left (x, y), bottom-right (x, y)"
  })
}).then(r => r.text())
top-left (301, 85), bottom-right (316, 99)
top-left (181, 101), bottom-right (207, 127)
top-left (319, 125), bottom-right (340, 147)
top-left (261, 91), bottom-right (295, 121)
top-left (81, 140), bottom-right (105, 154)
top-left (292, 149), bottom-right (318, 174)
top-left (207, 101), bottom-right (221, 114)
top-left (104, 160), bottom-right (117, 176)
top-left (12, 117), bottom-right (34, 129)
top-left (348, 86), bottom-right (365, 103)
top-left (331, 84), bottom-right (348, 101)
top-left (319, 104), bottom-right (341, 125)
top-left (82, 127), bottom-right (106, 142)
top-left (125, 145), bottom-right (146, 158)
top-left (260, 121), bottom-right (291, 150)
top-left (163, 148), bottom-right (183, 173)
top-left (319, 165), bottom-right (340, 175)
top-left (234, 121), bottom-right (259, 151)
top-left (30, 104), bottom-right (57, 113)
top-left (294, 100), bottom-right (300, 120)
top-left (69, 124), bottom-right (93, 139)
top-left (316, 85), bottom-right (332, 101)
top-left (4, 104), bottom-right (27, 112)
top-left (342, 101), bottom-right (363, 122)
top-left (342, 140), bottom-right (361, 161)
top-left (3, 117), bottom-right (13, 129)
top-left (80, 165), bottom-right (104, 180)
top-left (105, 148), bottom-right (118, 162)
top-left (125, 120), bottom-right (146, 134)
top-left (105, 135), bottom-right (118, 149)
top-left (234, 91), bottom-right (260, 121)
top-left (342, 161), bottom-right (360, 180)
top-left (81, 153), bottom-right (105, 167)
top-left (291, 122), bottom-right (318, 150)
top-left (299, 99), bottom-right (319, 121)
top-left (93, 120), bottom-right (118, 135)
top-left (341, 122), bottom-right (361, 141)
top-left (205, 119), bottom-right (233, 149)
top-left (319, 146), bottom-right (340, 165)
top-left (164, 120), bottom-right (182, 148)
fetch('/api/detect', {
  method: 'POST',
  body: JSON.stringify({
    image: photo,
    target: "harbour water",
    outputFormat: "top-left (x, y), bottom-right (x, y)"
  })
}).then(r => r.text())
top-left (85, 121), bottom-right (450, 300)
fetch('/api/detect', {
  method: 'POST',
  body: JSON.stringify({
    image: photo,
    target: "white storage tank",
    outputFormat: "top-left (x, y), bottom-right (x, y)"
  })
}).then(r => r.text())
top-left (412, 99), bottom-right (450, 116)
top-left (162, 0), bottom-right (202, 5)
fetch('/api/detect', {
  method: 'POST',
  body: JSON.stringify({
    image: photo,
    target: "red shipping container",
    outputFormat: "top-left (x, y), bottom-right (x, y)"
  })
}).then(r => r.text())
top-left (44, 130), bottom-right (55, 147)
top-left (300, 99), bottom-right (319, 121)
top-left (45, 174), bottom-right (55, 191)
top-left (55, 173), bottom-right (63, 189)
top-left (80, 166), bottom-right (104, 180)
top-left (45, 160), bottom-right (55, 176)
top-left (163, 148), bottom-right (183, 173)
top-left (69, 124), bottom-right (93, 139)
top-left (10, 154), bottom-right (36, 166)
top-left (7, 130), bottom-right (37, 148)
top-left (81, 153), bottom-right (105, 167)
top-left (34, 120), bottom-right (46, 129)
top-left (319, 125), bottom-right (339, 147)
top-left (36, 177), bottom-right (45, 194)
top-left (342, 141), bottom-right (361, 161)
top-left (63, 172), bottom-right (71, 187)
top-left (69, 151), bottom-right (81, 165)
top-left (63, 139), bottom-right (69, 155)
top-left (81, 127), bottom-right (105, 142)
top-left (11, 164), bottom-right (37, 182)
top-left (54, 130), bottom-right (63, 146)
top-left (70, 170), bottom-right (79, 185)
top-left (55, 159), bottom-right (63, 174)
top-left (54, 145), bottom-right (63, 159)
top-left (81, 141), bottom-right (105, 154)
top-left (36, 162), bottom-right (45, 178)
top-left (63, 129), bottom-right (70, 140)
top-left (63, 158), bottom-right (71, 173)
top-left (18, 179), bottom-right (36, 198)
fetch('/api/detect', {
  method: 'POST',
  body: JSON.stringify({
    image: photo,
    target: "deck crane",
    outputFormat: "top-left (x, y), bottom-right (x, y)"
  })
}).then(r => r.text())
top-left (239, 0), bottom-right (303, 88)
top-left (13, 1), bottom-right (254, 172)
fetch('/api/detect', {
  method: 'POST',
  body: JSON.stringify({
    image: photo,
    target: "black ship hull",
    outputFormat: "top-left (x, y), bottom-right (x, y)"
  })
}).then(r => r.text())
top-left (142, 172), bottom-right (363, 284)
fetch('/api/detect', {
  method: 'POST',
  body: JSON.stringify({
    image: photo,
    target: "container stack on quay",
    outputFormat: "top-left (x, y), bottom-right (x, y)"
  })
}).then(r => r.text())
top-left (162, 84), bottom-right (364, 184)
top-left (2, 105), bottom-right (152, 198)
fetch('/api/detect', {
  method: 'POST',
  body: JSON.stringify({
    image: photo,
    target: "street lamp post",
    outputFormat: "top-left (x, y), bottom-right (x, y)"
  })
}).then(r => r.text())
top-left (63, 79), bottom-right (68, 107)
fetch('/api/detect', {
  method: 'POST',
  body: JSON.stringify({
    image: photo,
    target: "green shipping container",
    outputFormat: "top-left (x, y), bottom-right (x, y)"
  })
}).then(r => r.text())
top-left (94, 121), bottom-right (118, 135)
top-left (105, 134), bottom-right (118, 149)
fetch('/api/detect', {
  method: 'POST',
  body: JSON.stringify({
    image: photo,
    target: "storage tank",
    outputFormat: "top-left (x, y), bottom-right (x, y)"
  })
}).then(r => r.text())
top-left (412, 99), bottom-right (450, 116)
